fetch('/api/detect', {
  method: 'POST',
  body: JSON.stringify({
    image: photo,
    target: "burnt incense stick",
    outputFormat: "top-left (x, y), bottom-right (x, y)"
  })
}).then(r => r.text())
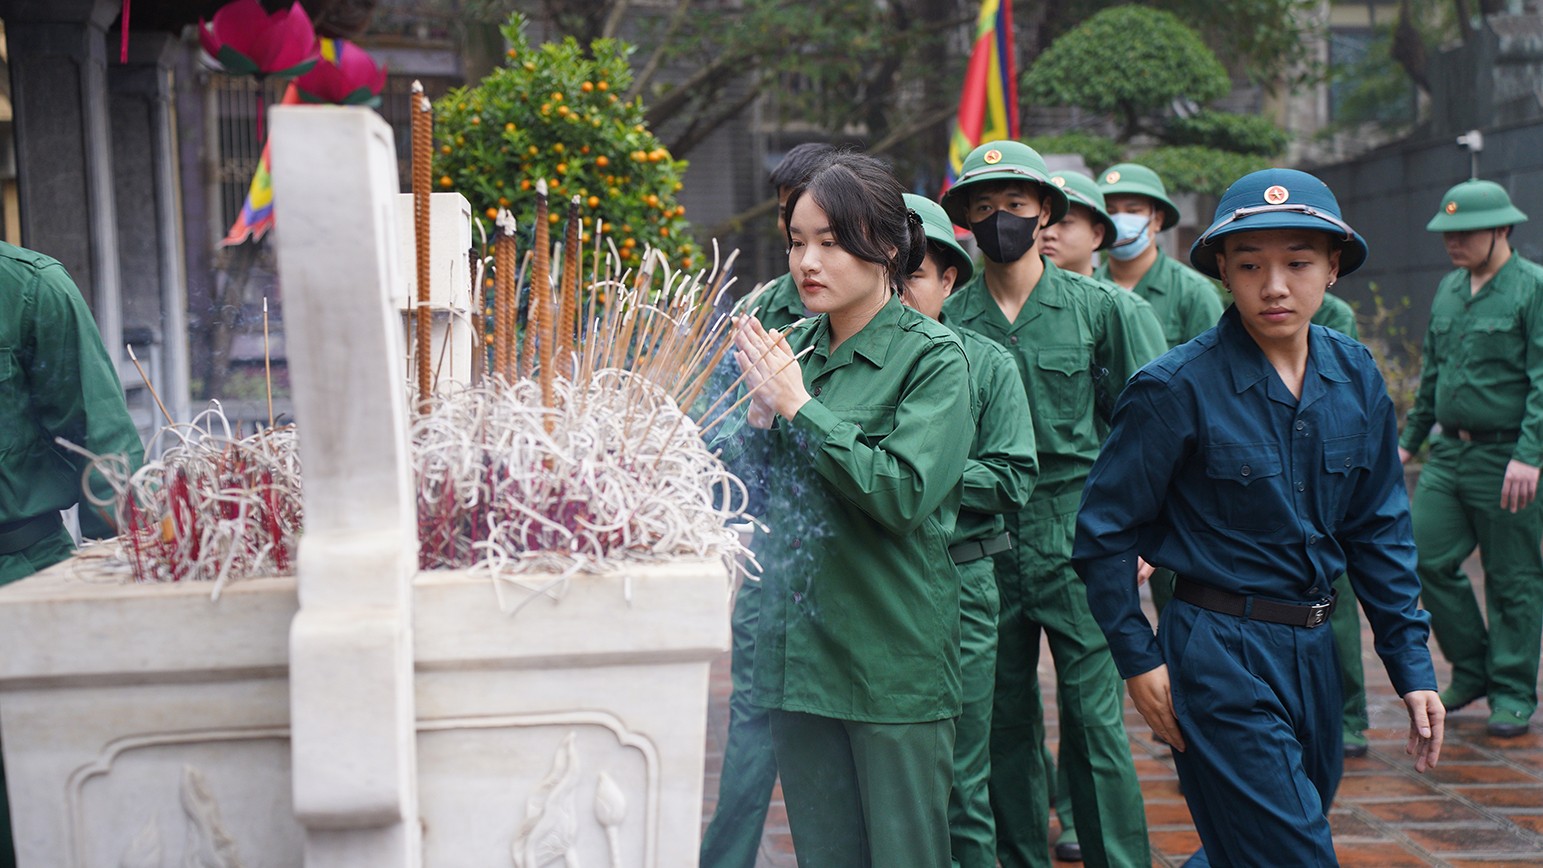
top-left (411, 81), bottom-right (434, 412)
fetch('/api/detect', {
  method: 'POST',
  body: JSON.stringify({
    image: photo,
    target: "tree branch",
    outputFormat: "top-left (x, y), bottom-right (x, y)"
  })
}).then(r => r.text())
top-left (666, 77), bottom-right (766, 156)
top-left (698, 102), bottom-right (957, 240)
top-left (600, 0), bottom-right (632, 40)
top-left (643, 48), bottom-right (756, 127)
top-left (626, 0), bottom-right (699, 99)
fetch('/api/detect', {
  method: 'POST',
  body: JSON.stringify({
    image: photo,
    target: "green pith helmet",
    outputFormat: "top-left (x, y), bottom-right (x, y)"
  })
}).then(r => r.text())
top-left (1097, 162), bottom-right (1180, 231)
top-left (904, 193), bottom-right (975, 284)
top-left (941, 140), bottom-right (1069, 229)
top-left (1048, 171), bottom-right (1117, 251)
top-left (1425, 179), bottom-right (1529, 232)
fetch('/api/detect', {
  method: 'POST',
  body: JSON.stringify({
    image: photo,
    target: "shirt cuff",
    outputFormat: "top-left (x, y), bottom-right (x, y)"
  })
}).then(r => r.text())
top-left (790, 398), bottom-right (843, 444)
top-left (1383, 652), bottom-right (1438, 698)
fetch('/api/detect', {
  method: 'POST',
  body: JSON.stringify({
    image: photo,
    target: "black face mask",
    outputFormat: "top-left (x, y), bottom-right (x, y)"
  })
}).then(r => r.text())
top-left (972, 210), bottom-right (1040, 264)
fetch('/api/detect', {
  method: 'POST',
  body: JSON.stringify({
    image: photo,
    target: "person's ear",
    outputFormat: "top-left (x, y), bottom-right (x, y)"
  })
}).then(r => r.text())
top-left (941, 265), bottom-right (958, 296)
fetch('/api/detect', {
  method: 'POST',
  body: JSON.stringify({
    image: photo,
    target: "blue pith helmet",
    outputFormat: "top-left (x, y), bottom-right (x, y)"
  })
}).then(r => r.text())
top-left (1189, 168), bottom-right (1368, 279)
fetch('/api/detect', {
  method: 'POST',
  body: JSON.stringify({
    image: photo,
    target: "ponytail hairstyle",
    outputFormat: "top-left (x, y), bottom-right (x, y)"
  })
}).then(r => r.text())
top-left (784, 151), bottom-right (925, 295)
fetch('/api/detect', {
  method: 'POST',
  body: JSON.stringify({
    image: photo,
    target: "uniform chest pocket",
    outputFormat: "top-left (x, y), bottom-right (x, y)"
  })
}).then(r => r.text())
top-left (0, 349), bottom-right (24, 452)
top-left (1204, 442), bottom-right (1286, 533)
top-left (1322, 432), bottom-right (1369, 521)
top-left (1467, 314), bottom-right (1525, 361)
top-left (1426, 317), bottom-right (1454, 361)
top-left (837, 404), bottom-right (897, 443)
top-left (1033, 346), bottom-right (1092, 421)
top-left (1322, 433), bottom-right (1368, 476)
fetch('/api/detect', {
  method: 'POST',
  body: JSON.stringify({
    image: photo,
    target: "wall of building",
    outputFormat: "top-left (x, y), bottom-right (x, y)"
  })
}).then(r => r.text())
top-left (1313, 118), bottom-right (1543, 342)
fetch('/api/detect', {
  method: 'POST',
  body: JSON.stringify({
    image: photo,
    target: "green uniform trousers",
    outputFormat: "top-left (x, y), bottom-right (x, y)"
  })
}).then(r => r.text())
top-left (1331, 572), bottom-right (1368, 741)
top-left (700, 578), bottom-right (777, 868)
top-left (990, 494), bottom-right (1148, 868)
top-left (950, 556), bottom-right (1000, 868)
top-left (1414, 438), bottom-right (1543, 723)
top-left (769, 709), bottom-right (954, 867)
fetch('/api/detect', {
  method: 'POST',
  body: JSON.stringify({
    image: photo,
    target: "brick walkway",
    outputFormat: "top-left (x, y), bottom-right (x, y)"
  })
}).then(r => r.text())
top-left (701, 557), bottom-right (1543, 866)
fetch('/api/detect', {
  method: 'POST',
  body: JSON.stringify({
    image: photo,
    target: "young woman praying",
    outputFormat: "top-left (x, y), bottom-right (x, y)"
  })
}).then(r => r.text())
top-left (717, 151), bottom-right (974, 866)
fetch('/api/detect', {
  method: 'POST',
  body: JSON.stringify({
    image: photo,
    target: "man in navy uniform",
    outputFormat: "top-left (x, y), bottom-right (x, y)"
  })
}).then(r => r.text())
top-left (1074, 169), bottom-right (1443, 865)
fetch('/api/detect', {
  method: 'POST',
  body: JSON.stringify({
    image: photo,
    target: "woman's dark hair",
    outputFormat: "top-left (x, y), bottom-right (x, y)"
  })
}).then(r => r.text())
top-left (769, 142), bottom-right (837, 191)
top-left (783, 152), bottom-right (926, 294)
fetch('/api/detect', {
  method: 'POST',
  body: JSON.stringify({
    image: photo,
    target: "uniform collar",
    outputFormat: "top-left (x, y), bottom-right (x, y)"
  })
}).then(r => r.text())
top-left (1220, 305), bottom-right (1349, 401)
top-left (810, 294), bottom-right (904, 370)
top-left (1095, 250), bottom-right (1170, 293)
top-left (956, 257), bottom-right (1067, 326)
top-left (1137, 251), bottom-right (1174, 294)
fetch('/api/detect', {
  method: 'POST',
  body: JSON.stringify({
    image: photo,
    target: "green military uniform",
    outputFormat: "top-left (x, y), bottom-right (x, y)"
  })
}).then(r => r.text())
top-left (720, 295), bottom-right (974, 864)
top-left (1094, 251), bottom-right (1221, 350)
top-left (0, 241), bottom-right (142, 579)
top-left (1402, 180), bottom-right (1543, 733)
top-left (905, 191), bottom-right (1040, 867)
top-left (704, 270), bottom-right (814, 868)
top-left (944, 258), bottom-right (1160, 868)
top-left (945, 322), bottom-right (1038, 868)
top-left (0, 241), bottom-right (143, 863)
top-left (1309, 293), bottom-right (1371, 753)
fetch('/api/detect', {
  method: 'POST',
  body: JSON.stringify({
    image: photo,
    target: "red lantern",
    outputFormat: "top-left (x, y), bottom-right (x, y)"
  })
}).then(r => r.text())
top-left (198, 0), bottom-right (319, 80)
top-left (295, 38), bottom-right (387, 108)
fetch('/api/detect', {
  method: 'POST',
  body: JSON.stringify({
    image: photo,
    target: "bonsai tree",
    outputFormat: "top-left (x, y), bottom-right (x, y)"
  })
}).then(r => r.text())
top-left (1023, 5), bottom-right (1280, 195)
top-left (435, 13), bottom-right (698, 273)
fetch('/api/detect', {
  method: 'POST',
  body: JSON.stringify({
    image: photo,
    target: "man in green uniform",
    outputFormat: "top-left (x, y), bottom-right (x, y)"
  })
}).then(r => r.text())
top-left (1400, 178), bottom-right (1543, 739)
top-left (0, 240), bottom-right (143, 864)
top-left (941, 141), bottom-right (1161, 868)
top-left (1309, 295), bottom-right (1373, 757)
top-left (1095, 163), bottom-right (1223, 350)
top-left (702, 140), bottom-right (836, 868)
top-left (1037, 168), bottom-right (1164, 862)
top-left (1043, 171), bottom-right (1166, 435)
top-left (731, 143), bottom-right (837, 335)
top-left (903, 192), bottom-right (1038, 867)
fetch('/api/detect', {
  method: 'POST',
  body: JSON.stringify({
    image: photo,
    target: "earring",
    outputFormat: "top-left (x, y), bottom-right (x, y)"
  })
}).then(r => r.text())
top-left (1327, 279), bottom-right (1337, 288)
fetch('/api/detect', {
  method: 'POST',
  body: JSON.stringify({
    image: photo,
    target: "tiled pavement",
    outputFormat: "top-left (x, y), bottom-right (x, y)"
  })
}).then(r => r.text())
top-left (702, 554), bottom-right (1543, 866)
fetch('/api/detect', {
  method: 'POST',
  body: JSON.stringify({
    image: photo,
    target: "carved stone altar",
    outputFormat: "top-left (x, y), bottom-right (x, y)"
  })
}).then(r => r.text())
top-left (0, 105), bottom-right (729, 867)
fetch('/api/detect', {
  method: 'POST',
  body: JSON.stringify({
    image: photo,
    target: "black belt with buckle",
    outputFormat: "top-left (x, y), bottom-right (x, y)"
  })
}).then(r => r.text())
top-left (1174, 578), bottom-right (1336, 629)
top-left (1448, 428), bottom-right (1521, 444)
top-left (948, 532), bottom-right (1012, 565)
top-left (0, 512), bottom-right (64, 556)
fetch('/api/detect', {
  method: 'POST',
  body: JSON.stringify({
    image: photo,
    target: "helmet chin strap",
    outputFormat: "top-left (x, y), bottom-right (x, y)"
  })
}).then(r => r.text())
top-left (1478, 228), bottom-right (1499, 273)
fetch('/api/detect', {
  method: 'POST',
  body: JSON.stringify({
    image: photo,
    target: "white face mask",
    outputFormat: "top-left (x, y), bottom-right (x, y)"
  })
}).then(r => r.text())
top-left (1107, 212), bottom-right (1153, 261)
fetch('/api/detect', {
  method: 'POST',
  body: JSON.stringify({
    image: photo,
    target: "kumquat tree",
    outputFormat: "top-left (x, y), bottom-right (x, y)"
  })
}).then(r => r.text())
top-left (434, 12), bottom-right (699, 274)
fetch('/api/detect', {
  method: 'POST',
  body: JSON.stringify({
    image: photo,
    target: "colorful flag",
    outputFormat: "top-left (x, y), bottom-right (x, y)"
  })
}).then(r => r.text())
top-left (944, 0), bottom-right (1019, 193)
top-left (221, 81), bottom-right (301, 247)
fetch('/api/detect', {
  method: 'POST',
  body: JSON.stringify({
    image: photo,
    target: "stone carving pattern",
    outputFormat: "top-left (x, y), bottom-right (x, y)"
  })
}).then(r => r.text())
top-left (593, 771), bottom-right (626, 868)
top-left (511, 731), bottom-right (582, 868)
top-left (116, 765), bottom-right (246, 868)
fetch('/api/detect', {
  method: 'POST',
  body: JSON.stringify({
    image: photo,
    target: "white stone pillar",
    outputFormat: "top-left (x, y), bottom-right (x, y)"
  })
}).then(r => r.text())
top-left (268, 105), bottom-right (421, 868)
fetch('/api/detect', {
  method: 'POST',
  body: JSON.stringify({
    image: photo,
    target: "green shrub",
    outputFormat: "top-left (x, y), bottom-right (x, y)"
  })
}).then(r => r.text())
top-left (434, 13), bottom-right (698, 273)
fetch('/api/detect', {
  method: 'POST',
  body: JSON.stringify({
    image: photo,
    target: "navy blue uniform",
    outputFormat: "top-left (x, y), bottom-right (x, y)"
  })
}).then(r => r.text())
top-left (1073, 306), bottom-right (1435, 865)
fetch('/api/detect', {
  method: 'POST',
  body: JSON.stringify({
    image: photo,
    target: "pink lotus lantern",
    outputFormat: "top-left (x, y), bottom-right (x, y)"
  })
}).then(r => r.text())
top-left (295, 38), bottom-right (388, 108)
top-left (198, 0), bottom-right (320, 80)
top-left (199, 0), bottom-right (319, 141)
